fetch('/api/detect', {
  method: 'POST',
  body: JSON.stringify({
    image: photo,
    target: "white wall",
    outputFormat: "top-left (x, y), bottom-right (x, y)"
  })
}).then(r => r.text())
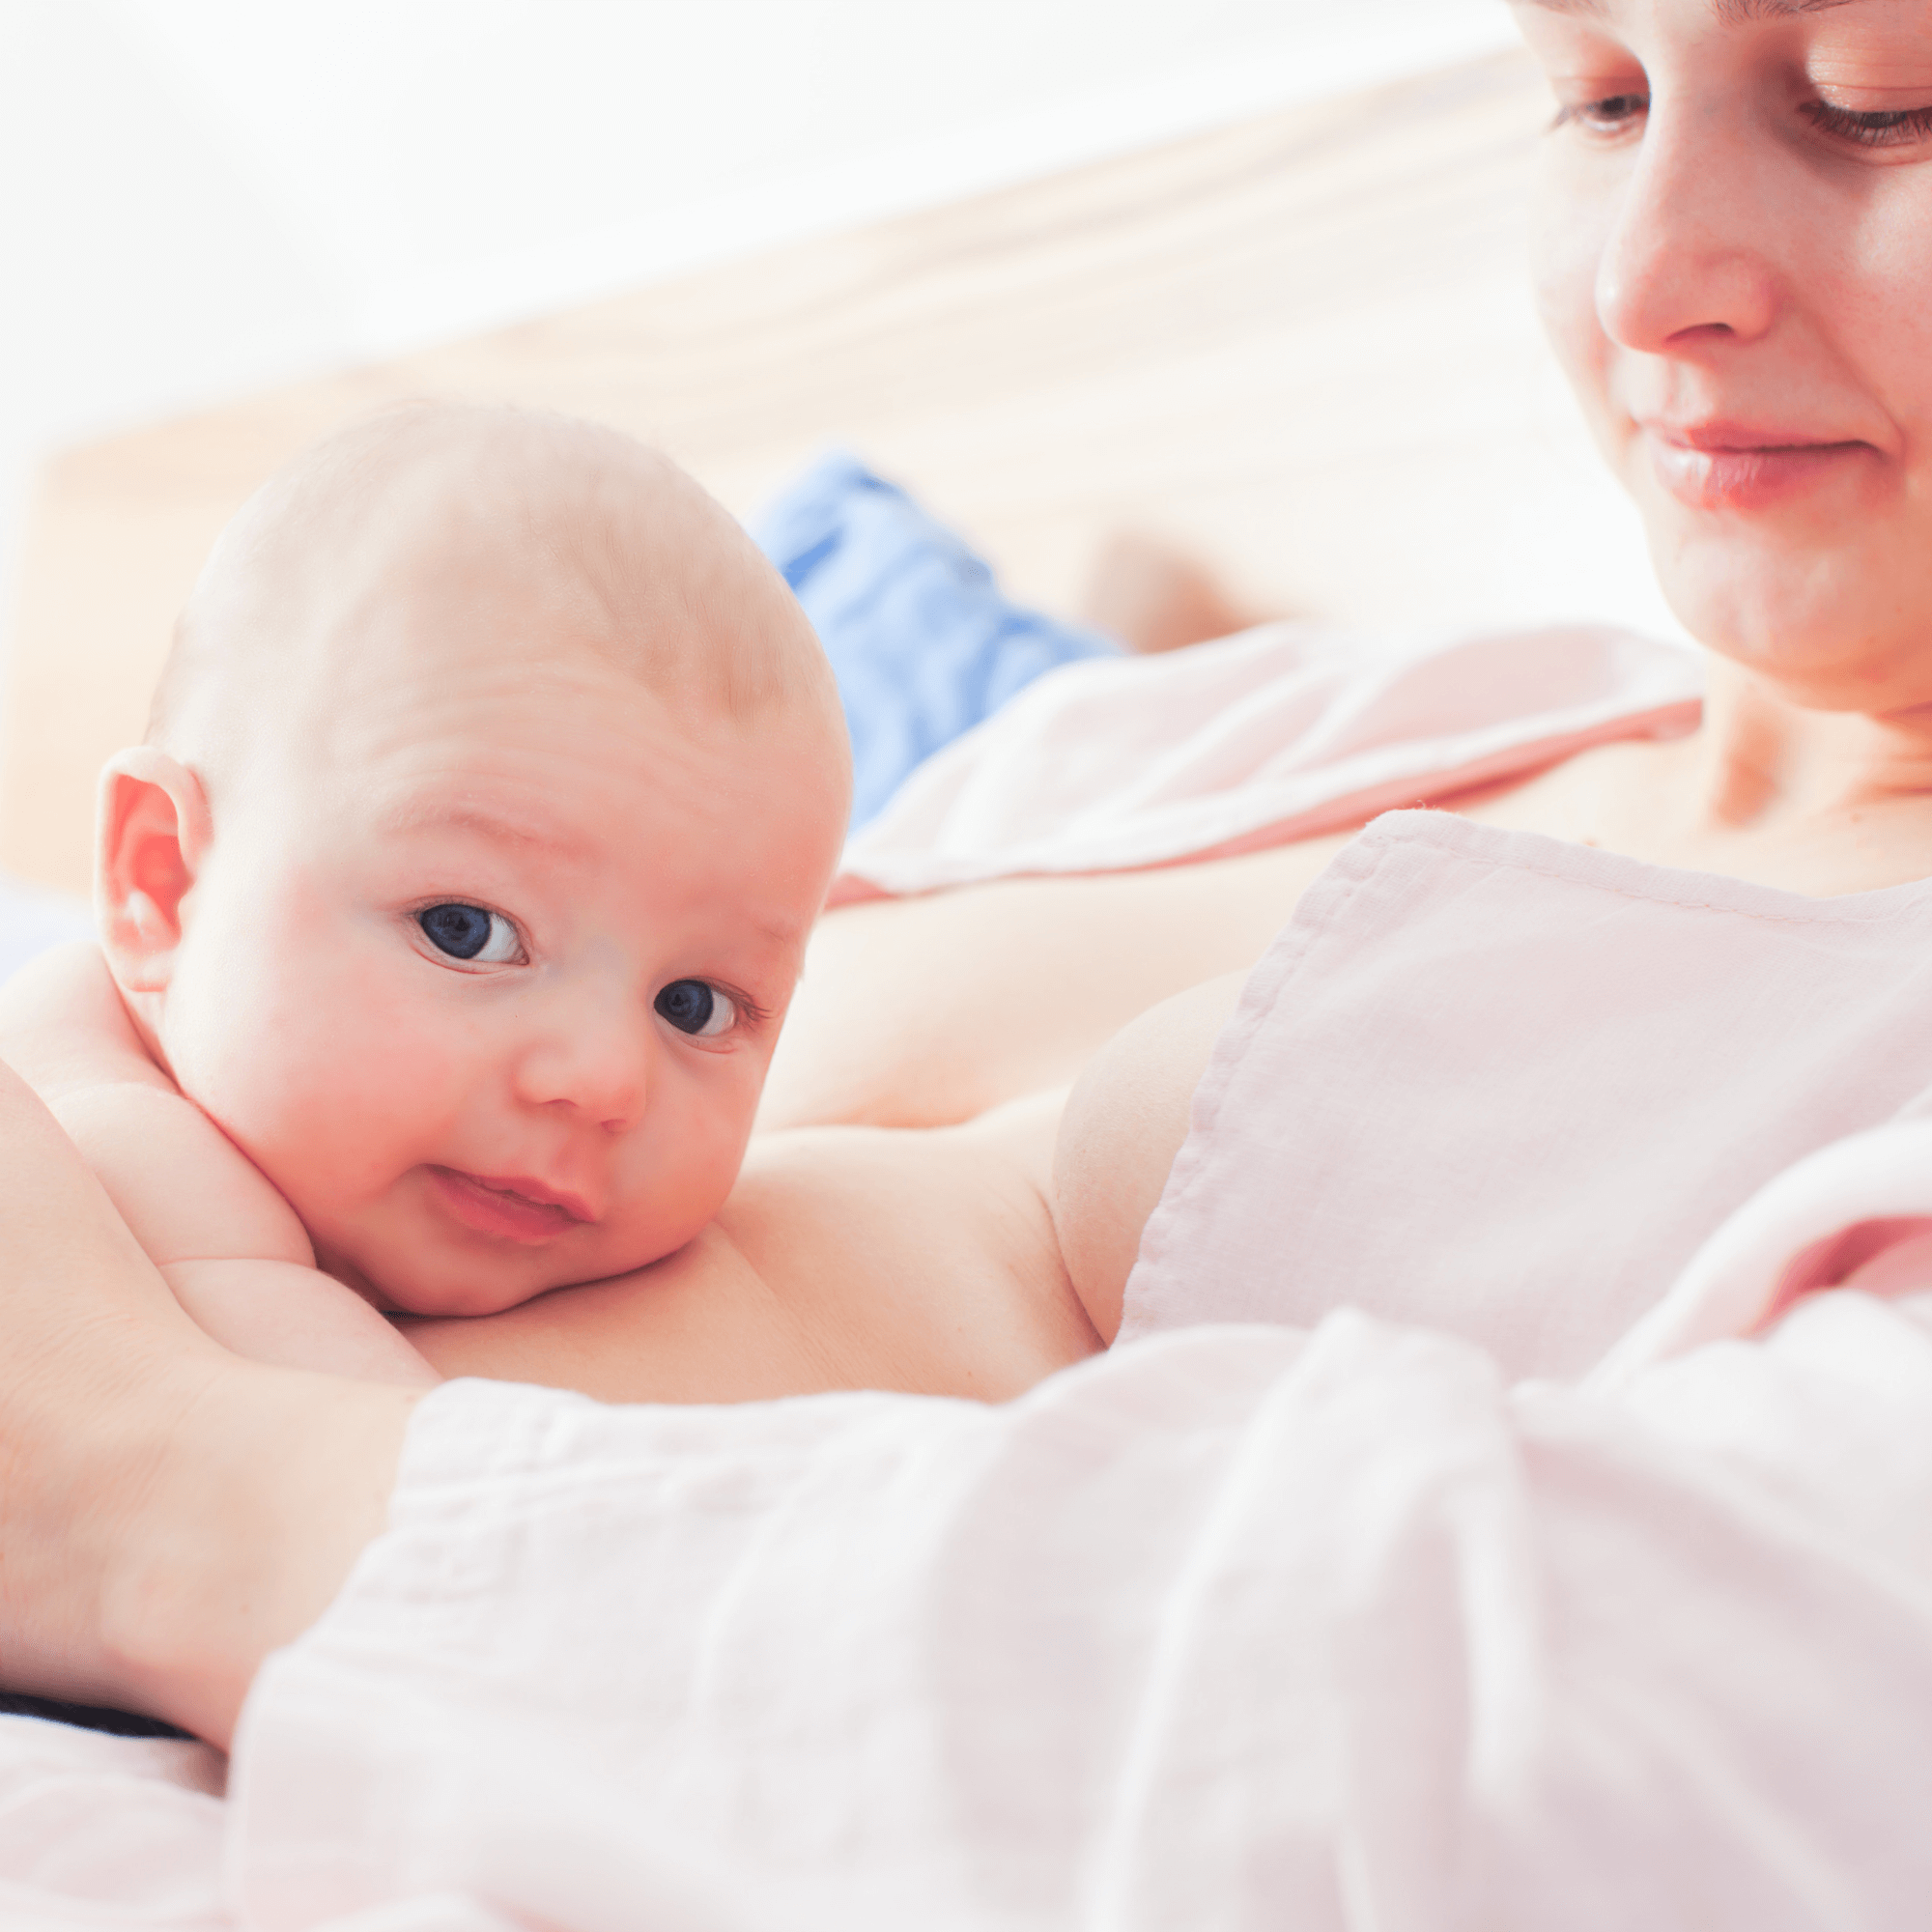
top-left (0, 0), bottom-right (1520, 637)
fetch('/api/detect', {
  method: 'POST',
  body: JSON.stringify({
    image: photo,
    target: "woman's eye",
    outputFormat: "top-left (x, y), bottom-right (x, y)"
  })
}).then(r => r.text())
top-left (654, 979), bottom-right (737, 1038)
top-left (418, 902), bottom-right (521, 964)
top-left (1554, 92), bottom-right (1649, 135)
top-left (1804, 100), bottom-right (1932, 150)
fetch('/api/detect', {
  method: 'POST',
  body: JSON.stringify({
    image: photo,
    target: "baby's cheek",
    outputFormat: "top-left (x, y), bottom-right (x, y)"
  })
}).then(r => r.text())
top-left (228, 1001), bottom-right (472, 1216)
top-left (620, 1082), bottom-right (758, 1260)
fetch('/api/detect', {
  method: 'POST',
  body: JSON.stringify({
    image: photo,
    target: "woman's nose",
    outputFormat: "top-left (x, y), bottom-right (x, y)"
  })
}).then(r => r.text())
top-left (511, 982), bottom-right (652, 1132)
top-left (1594, 93), bottom-right (1781, 354)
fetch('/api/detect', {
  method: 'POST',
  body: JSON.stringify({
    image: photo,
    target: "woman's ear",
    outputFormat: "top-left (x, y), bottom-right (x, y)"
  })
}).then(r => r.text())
top-left (97, 749), bottom-right (213, 995)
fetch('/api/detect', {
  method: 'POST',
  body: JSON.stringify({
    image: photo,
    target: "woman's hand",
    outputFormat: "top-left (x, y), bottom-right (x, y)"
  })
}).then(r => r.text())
top-left (0, 1061), bottom-right (419, 1745)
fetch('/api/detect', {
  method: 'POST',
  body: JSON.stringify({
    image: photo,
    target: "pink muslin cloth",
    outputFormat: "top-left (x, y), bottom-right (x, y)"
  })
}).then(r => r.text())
top-left (1123, 810), bottom-right (1932, 1377)
top-left (834, 619), bottom-right (1702, 899)
top-left (230, 1265), bottom-right (1932, 1928)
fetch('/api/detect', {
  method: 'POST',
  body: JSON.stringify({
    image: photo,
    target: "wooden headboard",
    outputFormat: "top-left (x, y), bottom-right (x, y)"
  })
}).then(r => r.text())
top-left (0, 48), bottom-right (1667, 895)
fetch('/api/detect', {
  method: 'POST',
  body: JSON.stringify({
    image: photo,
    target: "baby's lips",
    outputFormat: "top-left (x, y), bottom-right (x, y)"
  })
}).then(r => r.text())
top-left (460, 1169), bottom-right (597, 1222)
top-left (424, 1165), bottom-right (597, 1243)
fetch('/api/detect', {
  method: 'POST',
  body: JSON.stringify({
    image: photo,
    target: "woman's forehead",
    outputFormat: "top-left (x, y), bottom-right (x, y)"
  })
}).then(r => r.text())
top-left (1512, 0), bottom-right (1932, 54)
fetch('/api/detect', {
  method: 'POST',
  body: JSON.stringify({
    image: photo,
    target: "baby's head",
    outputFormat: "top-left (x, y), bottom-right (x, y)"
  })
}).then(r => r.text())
top-left (100, 404), bottom-right (850, 1316)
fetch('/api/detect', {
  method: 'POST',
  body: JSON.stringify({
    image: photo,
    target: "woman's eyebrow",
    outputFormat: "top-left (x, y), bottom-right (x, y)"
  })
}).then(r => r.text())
top-left (1520, 0), bottom-right (1860, 14)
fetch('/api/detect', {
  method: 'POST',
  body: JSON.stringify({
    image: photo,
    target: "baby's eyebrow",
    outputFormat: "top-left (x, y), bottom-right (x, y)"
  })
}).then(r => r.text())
top-left (374, 800), bottom-right (592, 859)
top-left (374, 800), bottom-right (810, 948)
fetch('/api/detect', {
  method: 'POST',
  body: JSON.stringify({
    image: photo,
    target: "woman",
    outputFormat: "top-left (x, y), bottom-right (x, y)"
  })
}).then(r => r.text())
top-left (397, 0), bottom-right (1932, 1396)
top-left (7, 0), bottom-right (1932, 1919)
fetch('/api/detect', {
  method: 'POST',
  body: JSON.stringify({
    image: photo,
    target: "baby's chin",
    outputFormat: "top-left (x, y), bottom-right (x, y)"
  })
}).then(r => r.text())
top-left (324, 1216), bottom-right (712, 1321)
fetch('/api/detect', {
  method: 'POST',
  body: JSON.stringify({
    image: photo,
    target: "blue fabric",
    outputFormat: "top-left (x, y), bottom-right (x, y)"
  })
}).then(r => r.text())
top-left (749, 450), bottom-right (1122, 830)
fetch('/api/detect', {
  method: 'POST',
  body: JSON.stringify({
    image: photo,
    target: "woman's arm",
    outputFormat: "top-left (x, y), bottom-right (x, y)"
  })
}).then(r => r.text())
top-left (758, 831), bottom-right (1352, 1133)
top-left (0, 1062), bottom-right (419, 1744)
top-left (0, 943), bottom-right (437, 1386)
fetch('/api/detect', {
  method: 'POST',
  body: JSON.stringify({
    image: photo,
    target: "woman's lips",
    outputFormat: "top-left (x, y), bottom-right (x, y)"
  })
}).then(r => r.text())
top-left (425, 1166), bottom-right (594, 1244)
top-left (1643, 425), bottom-right (1873, 512)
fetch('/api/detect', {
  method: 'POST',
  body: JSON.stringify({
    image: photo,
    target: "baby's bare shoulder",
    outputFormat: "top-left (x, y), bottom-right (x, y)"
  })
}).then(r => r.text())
top-left (724, 1096), bottom-right (1099, 1399)
top-left (0, 940), bottom-right (167, 1097)
top-left (0, 941), bottom-right (310, 1268)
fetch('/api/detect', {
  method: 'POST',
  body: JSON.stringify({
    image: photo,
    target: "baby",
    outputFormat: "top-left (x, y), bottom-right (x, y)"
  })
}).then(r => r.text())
top-left (0, 405), bottom-right (852, 1387)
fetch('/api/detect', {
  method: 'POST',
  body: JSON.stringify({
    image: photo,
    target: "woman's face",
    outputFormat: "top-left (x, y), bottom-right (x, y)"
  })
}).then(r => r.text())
top-left (1518, 0), bottom-right (1932, 708)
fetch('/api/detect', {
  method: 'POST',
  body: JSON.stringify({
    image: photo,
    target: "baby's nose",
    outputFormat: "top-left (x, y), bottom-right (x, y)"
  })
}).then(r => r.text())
top-left (513, 992), bottom-right (651, 1131)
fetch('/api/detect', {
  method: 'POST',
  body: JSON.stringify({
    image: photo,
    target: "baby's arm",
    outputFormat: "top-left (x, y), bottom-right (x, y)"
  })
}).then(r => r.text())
top-left (0, 943), bottom-right (436, 1386)
top-left (1052, 970), bottom-right (1247, 1341)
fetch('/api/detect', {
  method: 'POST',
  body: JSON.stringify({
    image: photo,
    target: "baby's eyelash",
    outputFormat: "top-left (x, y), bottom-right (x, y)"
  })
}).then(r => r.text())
top-left (1804, 99), bottom-right (1932, 148)
top-left (724, 987), bottom-right (772, 1031)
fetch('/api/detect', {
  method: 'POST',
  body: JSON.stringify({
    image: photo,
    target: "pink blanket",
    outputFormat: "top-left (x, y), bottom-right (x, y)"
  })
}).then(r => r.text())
top-left (10, 625), bottom-right (1932, 1927)
top-left (835, 618), bottom-right (1701, 897)
top-left (26, 1164), bottom-right (1932, 1928)
top-left (1126, 809), bottom-right (1932, 1377)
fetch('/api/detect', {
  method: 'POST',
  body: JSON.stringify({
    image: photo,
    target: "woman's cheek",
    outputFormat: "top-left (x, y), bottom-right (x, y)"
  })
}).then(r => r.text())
top-left (1529, 160), bottom-right (1621, 431)
top-left (1847, 191), bottom-right (1932, 418)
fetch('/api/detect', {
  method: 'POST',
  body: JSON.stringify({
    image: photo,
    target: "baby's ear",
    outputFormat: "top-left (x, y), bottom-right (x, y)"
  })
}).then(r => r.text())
top-left (96, 749), bottom-right (213, 994)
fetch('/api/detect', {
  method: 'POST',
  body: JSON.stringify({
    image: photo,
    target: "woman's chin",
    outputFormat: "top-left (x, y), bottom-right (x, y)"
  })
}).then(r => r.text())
top-left (1643, 525), bottom-right (1932, 704)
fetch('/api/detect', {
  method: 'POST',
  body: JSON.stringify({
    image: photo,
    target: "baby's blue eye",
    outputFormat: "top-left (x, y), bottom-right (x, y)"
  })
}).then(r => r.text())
top-left (655, 979), bottom-right (737, 1037)
top-left (418, 903), bottom-right (519, 963)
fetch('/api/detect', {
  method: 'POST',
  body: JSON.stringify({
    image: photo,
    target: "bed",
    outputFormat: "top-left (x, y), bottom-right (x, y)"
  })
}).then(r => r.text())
top-left (0, 47), bottom-right (1674, 899)
top-left (12, 46), bottom-right (1928, 1926)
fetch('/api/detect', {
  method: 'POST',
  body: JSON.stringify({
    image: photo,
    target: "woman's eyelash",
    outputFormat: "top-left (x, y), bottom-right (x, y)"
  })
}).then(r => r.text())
top-left (1551, 94), bottom-right (1649, 133)
top-left (1803, 100), bottom-right (1932, 148)
top-left (1551, 93), bottom-right (1932, 152)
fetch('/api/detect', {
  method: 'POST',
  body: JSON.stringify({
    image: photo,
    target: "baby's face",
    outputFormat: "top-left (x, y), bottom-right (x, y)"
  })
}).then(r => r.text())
top-left (157, 598), bottom-right (845, 1317)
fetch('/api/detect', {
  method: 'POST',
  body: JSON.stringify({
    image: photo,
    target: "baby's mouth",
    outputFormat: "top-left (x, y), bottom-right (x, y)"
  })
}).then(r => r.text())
top-left (425, 1166), bottom-right (594, 1244)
